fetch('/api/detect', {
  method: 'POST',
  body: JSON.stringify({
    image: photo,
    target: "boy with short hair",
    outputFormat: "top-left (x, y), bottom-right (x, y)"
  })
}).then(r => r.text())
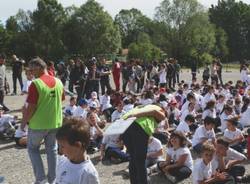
top-left (193, 143), bottom-right (233, 184)
top-left (56, 117), bottom-right (100, 184)
top-left (192, 116), bottom-right (216, 153)
top-left (64, 96), bottom-right (77, 116)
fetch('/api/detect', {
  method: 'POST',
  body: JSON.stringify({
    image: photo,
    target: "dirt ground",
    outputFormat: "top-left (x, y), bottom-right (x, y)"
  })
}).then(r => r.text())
top-left (0, 69), bottom-right (250, 184)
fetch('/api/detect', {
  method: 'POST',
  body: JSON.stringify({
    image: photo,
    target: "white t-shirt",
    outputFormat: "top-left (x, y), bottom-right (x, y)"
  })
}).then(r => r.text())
top-left (139, 98), bottom-right (153, 106)
top-left (202, 93), bottom-right (216, 109)
top-left (111, 110), bottom-right (126, 122)
top-left (193, 159), bottom-right (213, 184)
top-left (166, 147), bottom-right (193, 170)
top-left (123, 104), bottom-right (134, 113)
top-left (224, 128), bottom-right (243, 146)
top-left (159, 70), bottom-right (167, 84)
top-left (14, 126), bottom-right (27, 138)
top-left (212, 148), bottom-right (246, 174)
top-left (192, 125), bottom-right (215, 147)
top-left (180, 109), bottom-right (196, 122)
top-left (216, 102), bottom-right (225, 114)
top-left (64, 105), bottom-right (77, 116)
top-left (100, 95), bottom-right (112, 112)
top-left (202, 109), bottom-right (216, 119)
top-left (73, 107), bottom-right (87, 118)
top-left (22, 80), bottom-right (32, 93)
top-left (176, 121), bottom-right (190, 134)
top-left (102, 134), bottom-right (120, 149)
top-left (56, 155), bottom-right (100, 184)
top-left (219, 112), bottom-right (230, 132)
top-left (148, 137), bottom-right (163, 159)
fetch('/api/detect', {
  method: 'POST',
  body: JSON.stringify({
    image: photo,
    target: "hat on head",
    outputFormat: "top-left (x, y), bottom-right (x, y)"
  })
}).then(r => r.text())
top-left (91, 91), bottom-right (97, 99)
top-left (89, 101), bottom-right (97, 109)
top-left (78, 98), bottom-right (88, 106)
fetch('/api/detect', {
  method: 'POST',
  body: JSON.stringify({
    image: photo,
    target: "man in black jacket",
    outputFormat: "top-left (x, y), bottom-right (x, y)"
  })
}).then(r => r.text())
top-left (11, 54), bottom-right (24, 95)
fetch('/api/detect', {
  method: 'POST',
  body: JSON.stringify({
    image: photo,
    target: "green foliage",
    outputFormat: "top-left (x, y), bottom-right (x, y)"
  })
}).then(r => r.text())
top-left (115, 8), bottom-right (152, 48)
top-left (209, 0), bottom-right (250, 62)
top-left (128, 33), bottom-right (161, 61)
top-left (63, 0), bottom-right (121, 58)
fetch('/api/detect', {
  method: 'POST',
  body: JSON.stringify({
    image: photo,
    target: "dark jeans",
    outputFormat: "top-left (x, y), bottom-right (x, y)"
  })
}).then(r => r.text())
top-left (122, 122), bottom-right (149, 184)
top-left (105, 147), bottom-right (130, 162)
top-left (176, 72), bottom-right (180, 84)
top-left (85, 80), bottom-right (99, 99)
top-left (227, 165), bottom-right (245, 179)
top-left (122, 79), bottom-right (129, 92)
top-left (100, 79), bottom-right (111, 95)
top-left (218, 73), bottom-right (223, 85)
top-left (230, 141), bottom-right (246, 153)
top-left (12, 74), bottom-right (23, 94)
top-left (168, 166), bottom-right (192, 181)
top-left (103, 107), bottom-right (115, 122)
top-left (68, 80), bottom-right (74, 93)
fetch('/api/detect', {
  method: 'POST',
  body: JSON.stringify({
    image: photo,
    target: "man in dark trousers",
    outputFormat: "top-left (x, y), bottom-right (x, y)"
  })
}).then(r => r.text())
top-left (0, 54), bottom-right (9, 111)
top-left (99, 58), bottom-right (111, 95)
top-left (11, 54), bottom-right (24, 95)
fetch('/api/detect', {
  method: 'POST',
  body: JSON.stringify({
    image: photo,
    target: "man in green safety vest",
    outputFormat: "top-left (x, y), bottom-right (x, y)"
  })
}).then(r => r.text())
top-left (21, 57), bottom-right (64, 184)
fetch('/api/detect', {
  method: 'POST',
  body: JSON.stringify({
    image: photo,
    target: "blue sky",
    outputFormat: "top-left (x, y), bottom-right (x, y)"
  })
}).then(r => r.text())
top-left (1, 0), bottom-right (250, 22)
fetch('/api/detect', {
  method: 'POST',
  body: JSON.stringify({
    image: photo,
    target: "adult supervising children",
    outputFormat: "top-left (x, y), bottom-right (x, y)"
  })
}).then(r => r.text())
top-left (122, 104), bottom-right (165, 184)
top-left (21, 57), bottom-right (64, 184)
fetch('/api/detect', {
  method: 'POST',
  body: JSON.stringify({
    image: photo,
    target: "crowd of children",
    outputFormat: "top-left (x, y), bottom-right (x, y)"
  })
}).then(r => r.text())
top-left (2, 62), bottom-right (250, 184)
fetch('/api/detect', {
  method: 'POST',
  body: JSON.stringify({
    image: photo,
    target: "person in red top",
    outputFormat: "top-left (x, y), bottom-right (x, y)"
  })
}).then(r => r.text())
top-left (112, 58), bottom-right (121, 91)
top-left (21, 57), bottom-right (64, 184)
top-left (47, 61), bottom-right (55, 76)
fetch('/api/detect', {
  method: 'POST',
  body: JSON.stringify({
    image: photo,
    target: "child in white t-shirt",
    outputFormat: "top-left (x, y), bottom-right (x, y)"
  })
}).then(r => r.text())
top-left (176, 114), bottom-right (197, 143)
top-left (14, 124), bottom-right (28, 147)
top-left (64, 96), bottom-right (77, 116)
top-left (193, 143), bottom-right (231, 184)
top-left (99, 134), bottom-right (130, 163)
top-left (87, 112), bottom-right (104, 153)
top-left (157, 131), bottom-right (193, 183)
top-left (111, 101), bottom-right (126, 122)
top-left (100, 90), bottom-right (113, 122)
top-left (223, 117), bottom-right (245, 153)
top-left (73, 98), bottom-right (88, 118)
top-left (146, 137), bottom-right (163, 167)
top-left (192, 116), bottom-right (216, 153)
top-left (56, 118), bottom-right (100, 184)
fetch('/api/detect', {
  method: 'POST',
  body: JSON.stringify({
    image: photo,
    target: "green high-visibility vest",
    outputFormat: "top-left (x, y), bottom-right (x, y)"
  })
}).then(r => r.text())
top-left (29, 78), bottom-right (63, 130)
top-left (123, 105), bottom-right (161, 136)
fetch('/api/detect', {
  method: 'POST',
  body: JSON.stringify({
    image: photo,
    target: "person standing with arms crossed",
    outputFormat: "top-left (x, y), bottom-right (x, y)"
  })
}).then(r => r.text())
top-left (21, 58), bottom-right (64, 184)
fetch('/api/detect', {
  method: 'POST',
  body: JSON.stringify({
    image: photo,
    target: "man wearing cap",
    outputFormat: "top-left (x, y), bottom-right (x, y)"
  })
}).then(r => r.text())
top-left (21, 58), bottom-right (64, 184)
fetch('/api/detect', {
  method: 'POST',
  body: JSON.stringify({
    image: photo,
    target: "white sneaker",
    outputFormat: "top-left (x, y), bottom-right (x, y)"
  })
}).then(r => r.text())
top-left (165, 173), bottom-right (176, 183)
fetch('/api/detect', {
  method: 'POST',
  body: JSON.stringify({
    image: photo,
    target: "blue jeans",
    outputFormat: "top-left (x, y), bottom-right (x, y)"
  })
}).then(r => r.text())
top-left (27, 128), bottom-right (58, 184)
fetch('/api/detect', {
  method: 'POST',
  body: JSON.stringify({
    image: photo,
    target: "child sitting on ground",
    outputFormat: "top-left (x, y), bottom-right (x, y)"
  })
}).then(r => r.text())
top-left (99, 134), bottom-right (130, 163)
top-left (157, 131), bottom-right (193, 183)
top-left (64, 96), bottom-right (77, 117)
top-left (223, 116), bottom-right (245, 153)
top-left (146, 136), bottom-right (164, 168)
top-left (87, 112), bottom-right (104, 153)
top-left (73, 98), bottom-right (88, 118)
top-left (193, 143), bottom-right (233, 184)
top-left (56, 117), bottom-right (100, 184)
top-left (111, 101), bottom-right (126, 122)
top-left (14, 124), bottom-right (27, 147)
top-left (192, 116), bottom-right (216, 153)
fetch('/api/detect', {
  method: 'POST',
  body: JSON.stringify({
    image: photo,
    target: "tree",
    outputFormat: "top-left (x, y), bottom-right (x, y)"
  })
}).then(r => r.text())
top-left (209, 0), bottom-right (250, 61)
top-left (155, 0), bottom-right (207, 64)
top-left (128, 33), bottom-right (161, 61)
top-left (0, 22), bottom-right (9, 54)
top-left (114, 8), bottom-right (152, 48)
top-left (31, 0), bottom-right (67, 59)
top-left (63, 0), bottom-right (121, 58)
